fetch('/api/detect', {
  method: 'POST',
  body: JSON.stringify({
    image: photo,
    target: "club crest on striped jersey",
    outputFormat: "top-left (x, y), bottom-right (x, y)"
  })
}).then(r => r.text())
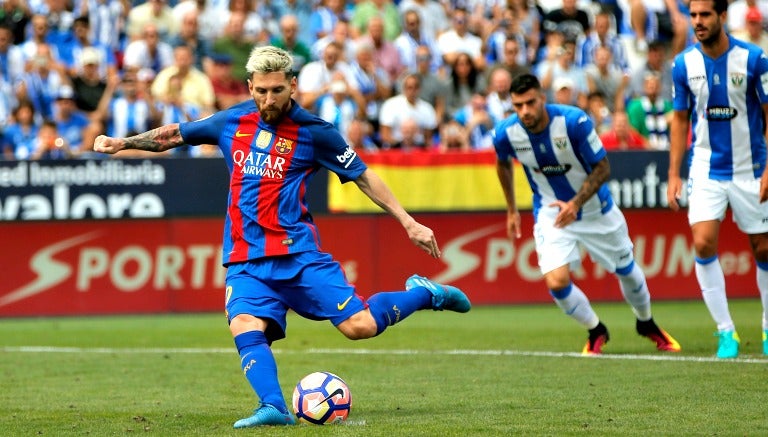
top-left (553, 137), bottom-right (568, 150)
top-left (256, 130), bottom-right (272, 149)
top-left (730, 73), bottom-right (745, 87)
top-left (275, 137), bottom-right (294, 154)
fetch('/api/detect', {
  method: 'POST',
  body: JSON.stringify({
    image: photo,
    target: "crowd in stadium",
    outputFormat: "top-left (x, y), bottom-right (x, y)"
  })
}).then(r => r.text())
top-left (0, 0), bottom-right (766, 160)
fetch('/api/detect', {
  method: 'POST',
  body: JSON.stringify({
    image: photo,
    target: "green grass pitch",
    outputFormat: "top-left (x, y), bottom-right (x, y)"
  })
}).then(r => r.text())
top-left (2, 299), bottom-right (767, 436)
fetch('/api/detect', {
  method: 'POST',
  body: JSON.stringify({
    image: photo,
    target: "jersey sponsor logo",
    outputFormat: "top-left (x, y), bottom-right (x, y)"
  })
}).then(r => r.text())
top-left (336, 146), bottom-right (357, 168)
top-left (235, 130), bottom-right (253, 138)
top-left (689, 74), bottom-right (706, 83)
top-left (533, 164), bottom-right (572, 176)
top-left (336, 295), bottom-right (353, 310)
top-left (705, 106), bottom-right (738, 121)
top-left (513, 145), bottom-right (532, 152)
top-left (274, 137), bottom-right (293, 154)
top-left (232, 150), bottom-right (286, 178)
top-left (587, 130), bottom-right (602, 154)
top-left (256, 131), bottom-right (272, 149)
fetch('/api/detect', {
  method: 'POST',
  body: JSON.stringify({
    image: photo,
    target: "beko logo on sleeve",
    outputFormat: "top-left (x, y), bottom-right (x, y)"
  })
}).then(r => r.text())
top-left (336, 147), bottom-right (357, 168)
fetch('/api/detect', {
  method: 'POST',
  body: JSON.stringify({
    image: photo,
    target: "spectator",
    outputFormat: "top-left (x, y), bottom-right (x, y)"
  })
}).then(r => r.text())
top-left (19, 15), bottom-right (63, 64)
top-left (18, 44), bottom-right (66, 122)
top-left (405, 44), bottom-right (448, 124)
top-left (437, 8), bottom-right (485, 71)
top-left (271, 14), bottom-right (312, 72)
top-left (168, 9), bottom-right (210, 71)
top-left (0, 0), bottom-right (31, 45)
top-left (536, 38), bottom-right (587, 108)
top-left (52, 85), bottom-right (90, 155)
top-left (298, 41), bottom-right (361, 111)
top-left (157, 73), bottom-right (202, 157)
top-left (453, 91), bottom-right (496, 150)
top-left (268, 0), bottom-right (314, 48)
top-left (31, 119), bottom-right (72, 160)
top-left (551, 76), bottom-right (577, 106)
top-left (485, 7), bottom-right (528, 70)
top-left (576, 9), bottom-right (629, 72)
top-left (92, 74), bottom-right (158, 149)
top-left (126, 0), bottom-right (178, 41)
top-left (727, 0), bottom-right (768, 35)
top-left (65, 15), bottom-right (118, 82)
top-left (208, 54), bottom-right (251, 110)
top-left (584, 45), bottom-right (629, 113)
top-left (122, 23), bottom-right (175, 76)
top-left (211, 12), bottom-right (254, 83)
top-left (379, 73), bottom-right (438, 149)
top-left (628, 0), bottom-right (689, 54)
top-left (732, 7), bottom-right (768, 54)
top-left (208, 0), bottom-right (269, 44)
top-left (70, 46), bottom-right (108, 114)
top-left (357, 15), bottom-right (403, 83)
top-left (542, 0), bottom-right (590, 43)
top-left (628, 40), bottom-right (672, 100)
top-left (311, 18), bottom-right (357, 62)
top-left (316, 80), bottom-right (360, 143)
top-left (151, 45), bottom-right (216, 115)
top-left (486, 66), bottom-right (514, 122)
top-left (393, 117), bottom-right (427, 151)
top-left (2, 100), bottom-right (39, 160)
top-left (599, 111), bottom-right (647, 151)
top-left (508, 0), bottom-right (540, 64)
top-left (493, 38), bottom-right (531, 81)
top-left (393, 9), bottom-right (442, 75)
top-left (349, 41), bottom-right (392, 133)
top-left (346, 118), bottom-right (379, 152)
top-left (438, 119), bottom-right (469, 152)
top-left (351, 0), bottom-right (401, 42)
top-left (397, 0), bottom-right (449, 42)
top-left (585, 91), bottom-right (613, 135)
top-left (309, 0), bottom-right (348, 43)
top-left (41, 0), bottom-right (75, 59)
top-left (626, 72), bottom-right (672, 150)
top-left (82, 0), bottom-right (126, 55)
top-left (444, 52), bottom-right (487, 122)
top-left (0, 24), bottom-right (24, 87)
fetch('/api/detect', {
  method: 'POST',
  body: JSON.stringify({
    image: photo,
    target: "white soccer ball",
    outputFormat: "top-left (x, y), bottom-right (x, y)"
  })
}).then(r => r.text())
top-left (291, 371), bottom-right (352, 425)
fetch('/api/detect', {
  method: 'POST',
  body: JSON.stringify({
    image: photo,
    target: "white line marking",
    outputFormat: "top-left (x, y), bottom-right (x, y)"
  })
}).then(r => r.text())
top-left (2, 346), bottom-right (767, 364)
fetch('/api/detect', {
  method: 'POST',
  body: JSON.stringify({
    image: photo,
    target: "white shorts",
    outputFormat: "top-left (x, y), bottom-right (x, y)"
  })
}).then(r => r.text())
top-left (687, 177), bottom-right (768, 234)
top-left (534, 204), bottom-right (635, 274)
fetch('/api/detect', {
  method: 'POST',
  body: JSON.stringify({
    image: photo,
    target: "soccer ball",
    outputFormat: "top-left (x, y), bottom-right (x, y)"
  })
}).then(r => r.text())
top-left (292, 371), bottom-right (352, 425)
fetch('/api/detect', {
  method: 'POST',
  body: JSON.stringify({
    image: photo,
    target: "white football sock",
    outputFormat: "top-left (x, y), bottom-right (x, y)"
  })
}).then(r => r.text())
top-left (696, 257), bottom-right (734, 332)
top-left (550, 283), bottom-right (599, 329)
top-left (616, 263), bottom-right (652, 321)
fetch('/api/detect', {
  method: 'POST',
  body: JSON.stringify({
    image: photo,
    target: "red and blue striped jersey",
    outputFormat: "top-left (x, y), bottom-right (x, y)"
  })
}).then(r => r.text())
top-left (179, 99), bottom-right (367, 265)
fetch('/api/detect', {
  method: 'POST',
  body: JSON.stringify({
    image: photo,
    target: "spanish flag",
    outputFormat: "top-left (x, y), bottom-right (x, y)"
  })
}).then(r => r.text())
top-left (328, 150), bottom-right (533, 213)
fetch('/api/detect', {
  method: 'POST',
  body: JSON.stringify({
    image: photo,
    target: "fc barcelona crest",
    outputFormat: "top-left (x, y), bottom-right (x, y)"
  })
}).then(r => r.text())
top-left (275, 137), bottom-right (294, 154)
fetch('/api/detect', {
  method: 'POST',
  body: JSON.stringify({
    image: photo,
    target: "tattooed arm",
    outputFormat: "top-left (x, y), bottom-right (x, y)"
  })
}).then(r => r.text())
top-left (93, 124), bottom-right (185, 155)
top-left (550, 156), bottom-right (610, 228)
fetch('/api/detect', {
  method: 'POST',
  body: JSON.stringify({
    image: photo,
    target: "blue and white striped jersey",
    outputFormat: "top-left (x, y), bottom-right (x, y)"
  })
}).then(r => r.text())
top-left (493, 104), bottom-right (613, 220)
top-left (672, 36), bottom-right (768, 180)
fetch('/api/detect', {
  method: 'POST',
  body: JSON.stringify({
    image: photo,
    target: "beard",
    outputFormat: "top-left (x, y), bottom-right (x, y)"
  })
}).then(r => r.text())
top-left (696, 25), bottom-right (722, 46)
top-left (258, 100), bottom-right (291, 124)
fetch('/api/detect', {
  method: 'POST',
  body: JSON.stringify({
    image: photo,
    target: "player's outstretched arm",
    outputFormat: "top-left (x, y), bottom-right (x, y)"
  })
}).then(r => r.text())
top-left (354, 168), bottom-right (441, 258)
top-left (94, 123), bottom-right (185, 155)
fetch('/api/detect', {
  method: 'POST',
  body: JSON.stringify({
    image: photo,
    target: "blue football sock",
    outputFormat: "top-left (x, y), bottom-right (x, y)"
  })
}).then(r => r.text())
top-left (366, 288), bottom-right (432, 335)
top-left (233, 331), bottom-right (288, 413)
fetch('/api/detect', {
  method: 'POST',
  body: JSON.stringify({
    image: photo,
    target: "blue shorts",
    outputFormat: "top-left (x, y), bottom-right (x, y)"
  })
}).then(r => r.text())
top-left (225, 251), bottom-right (367, 342)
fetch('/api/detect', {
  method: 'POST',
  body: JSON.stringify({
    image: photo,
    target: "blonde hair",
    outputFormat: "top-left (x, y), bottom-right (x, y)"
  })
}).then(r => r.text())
top-left (245, 46), bottom-right (294, 77)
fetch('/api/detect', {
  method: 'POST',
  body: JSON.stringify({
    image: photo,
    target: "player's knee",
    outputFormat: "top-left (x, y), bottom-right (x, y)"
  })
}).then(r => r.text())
top-left (337, 313), bottom-right (377, 340)
top-left (229, 314), bottom-right (267, 336)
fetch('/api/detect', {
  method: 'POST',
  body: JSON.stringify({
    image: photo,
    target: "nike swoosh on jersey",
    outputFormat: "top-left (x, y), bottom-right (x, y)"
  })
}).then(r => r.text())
top-left (337, 296), bottom-right (353, 311)
top-left (235, 130), bottom-right (253, 137)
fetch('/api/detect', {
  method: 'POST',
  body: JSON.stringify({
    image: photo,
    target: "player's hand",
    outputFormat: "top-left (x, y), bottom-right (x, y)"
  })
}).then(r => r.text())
top-left (550, 199), bottom-right (578, 228)
top-left (506, 210), bottom-right (522, 239)
top-left (406, 221), bottom-right (441, 258)
top-left (667, 175), bottom-right (682, 211)
top-left (93, 135), bottom-right (123, 154)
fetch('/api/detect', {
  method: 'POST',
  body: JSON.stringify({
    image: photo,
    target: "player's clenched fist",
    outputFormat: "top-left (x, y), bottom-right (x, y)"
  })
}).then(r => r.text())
top-left (93, 135), bottom-right (123, 154)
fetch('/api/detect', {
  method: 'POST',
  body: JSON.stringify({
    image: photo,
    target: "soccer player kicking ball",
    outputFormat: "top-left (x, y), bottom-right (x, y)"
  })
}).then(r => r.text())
top-left (492, 73), bottom-right (680, 355)
top-left (94, 46), bottom-right (471, 427)
top-left (668, 0), bottom-right (768, 359)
